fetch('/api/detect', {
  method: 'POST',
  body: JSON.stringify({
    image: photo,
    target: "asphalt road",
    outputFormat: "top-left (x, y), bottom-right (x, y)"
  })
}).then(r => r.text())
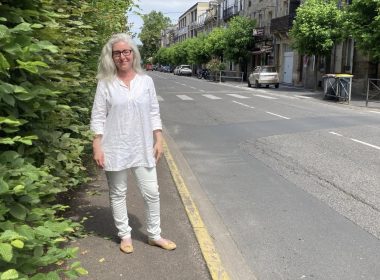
top-left (151, 71), bottom-right (380, 280)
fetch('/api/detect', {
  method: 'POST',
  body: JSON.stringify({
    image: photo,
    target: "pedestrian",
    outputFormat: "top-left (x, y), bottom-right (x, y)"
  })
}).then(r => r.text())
top-left (90, 33), bottom-right (176, 254)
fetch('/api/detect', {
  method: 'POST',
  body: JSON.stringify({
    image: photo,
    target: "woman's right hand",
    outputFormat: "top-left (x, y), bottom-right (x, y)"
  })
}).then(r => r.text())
top-left (93, 136), bottom-right (105, 168)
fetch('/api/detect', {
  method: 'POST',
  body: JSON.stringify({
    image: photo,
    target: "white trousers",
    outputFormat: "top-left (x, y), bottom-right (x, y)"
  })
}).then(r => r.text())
top-left (105, 166), bottom-right (161, 240)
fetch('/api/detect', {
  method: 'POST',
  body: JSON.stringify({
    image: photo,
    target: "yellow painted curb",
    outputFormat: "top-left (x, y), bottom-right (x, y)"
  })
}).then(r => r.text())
top-left (163, 140), bottom-right (230, 280)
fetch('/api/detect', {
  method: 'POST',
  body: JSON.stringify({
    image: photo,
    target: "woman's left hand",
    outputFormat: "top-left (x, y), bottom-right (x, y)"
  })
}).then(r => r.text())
top-left (154, 141), bottom-right (163, 163)
top-left (153, 130), bottom-right (164, 163)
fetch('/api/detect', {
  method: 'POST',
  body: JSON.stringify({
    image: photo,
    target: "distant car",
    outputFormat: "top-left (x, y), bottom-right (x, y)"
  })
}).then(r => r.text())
top-left (248, 65), bottom-right (279, 88)
top-left (173, 66), bottom-right (180, 75)
top-left (178, 65), bottom-right (192, 76)
top-left (145, 64), bottom-right (153, 71)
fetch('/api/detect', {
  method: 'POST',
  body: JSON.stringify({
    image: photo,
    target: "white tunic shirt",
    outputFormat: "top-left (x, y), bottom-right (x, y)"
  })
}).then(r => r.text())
top-left (90, 74), bottom-right (162, 171)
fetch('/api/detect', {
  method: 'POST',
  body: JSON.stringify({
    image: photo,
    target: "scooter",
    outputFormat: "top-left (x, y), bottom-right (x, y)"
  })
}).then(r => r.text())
top-left (197, 68), bottom-right (210, 79)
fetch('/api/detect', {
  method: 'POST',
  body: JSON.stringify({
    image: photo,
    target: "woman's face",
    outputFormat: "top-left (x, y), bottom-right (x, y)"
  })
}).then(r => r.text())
top-left (112, 41), bottom-right (134, 73)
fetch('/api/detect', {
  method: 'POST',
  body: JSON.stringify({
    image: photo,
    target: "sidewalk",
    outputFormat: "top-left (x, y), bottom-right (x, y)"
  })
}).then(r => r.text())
top-left (66, 152), bottom-right (212, 280)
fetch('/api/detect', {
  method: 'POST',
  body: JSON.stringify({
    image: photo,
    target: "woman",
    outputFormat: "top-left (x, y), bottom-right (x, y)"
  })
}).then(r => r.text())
top-left (90, 33), bottom-right (176, 254)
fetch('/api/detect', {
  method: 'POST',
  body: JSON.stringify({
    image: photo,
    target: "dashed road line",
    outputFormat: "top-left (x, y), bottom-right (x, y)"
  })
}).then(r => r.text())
top-left (203, 94), bottom-right (222, 100)
top-left (227, 93), bottom-right (250, 99)
top-left (177, 95), bottom-right (193, 100)
top-left (232, 100), bottom-right (255, 109)
top-left (329, 131), bottom-right (343, 137)
top-left (254, 94), bottom-right (278, 100)
top-left (265, 111), bottom-right (290, 119)
top-left (157, 96), bottom-right (164, 102)
top-left (329, 131), bottom-right (380, 150)
top-left (296, 96), bottom-right (312, 99)
top-left (350, 138), bottom-right (380, 150)
top-left (369, 110), bottom-right (380, 114)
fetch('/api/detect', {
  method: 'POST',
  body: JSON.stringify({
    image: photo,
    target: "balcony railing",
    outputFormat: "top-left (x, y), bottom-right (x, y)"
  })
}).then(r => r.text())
top-left (270, 15), bottom-right (295, 34)
top-left (223, 5), bottom-right (239, 20)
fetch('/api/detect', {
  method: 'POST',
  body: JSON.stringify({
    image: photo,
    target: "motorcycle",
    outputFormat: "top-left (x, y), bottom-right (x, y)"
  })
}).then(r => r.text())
top-left (197, 68), bottom-right (210, 80)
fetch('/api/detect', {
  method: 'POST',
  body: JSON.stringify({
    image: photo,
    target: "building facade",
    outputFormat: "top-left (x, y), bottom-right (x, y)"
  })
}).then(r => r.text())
top-left (177, 2), bottom-right (209, 43)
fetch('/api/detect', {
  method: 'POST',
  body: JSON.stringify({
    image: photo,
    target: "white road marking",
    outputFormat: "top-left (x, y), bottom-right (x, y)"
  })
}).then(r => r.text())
top-left (297, 96), bottom-right (312, 99)
top-left (329, 131), bottom-right (343, 137)
top-left (254, 94), bottom-right (278, 100)
top-left (265, 111), bottom-right (290, 119)
top-left (350, 138), bottom-right (380, 150)
top-left (232, 101), bottom-right (255, 109)
top-left (369, 110), bottom-right (380, 114)
top-left (157, 96), bottom-right (164, 102)
top-left (329, 132), bottom-right (380, 150)
top-left (189, 86), bottom-right (197, 90)
top-left (203, 94), bottom-right (222, 100)
top-left (177, 95), bottom-right (193, 100)
top-left (227, 94), bottom-right (250, 99)
top-left (200, 89), bottom-right (206, 92)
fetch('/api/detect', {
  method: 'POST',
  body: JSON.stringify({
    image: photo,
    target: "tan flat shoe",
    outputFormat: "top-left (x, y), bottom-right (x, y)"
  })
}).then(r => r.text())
top-left (148, 238), bottom-right (176, 250)
top-left (120, 240), bottom-right (133, 254)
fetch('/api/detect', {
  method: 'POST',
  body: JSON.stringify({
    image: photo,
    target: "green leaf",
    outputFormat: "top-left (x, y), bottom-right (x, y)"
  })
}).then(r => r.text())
top-left (1, 94), bottom-right (15, 106)
top-left (0, 25), bottom-right (9, 39)
top-left (37, 41), bottom-right (59, 53)
top-left (0, 178), bottom-right (9, 194)
top-left (0, 243), bottom-right (13, 262)
top-left (33, 246), bottom-right (43, 258)
top-left (0, 53), bottom-right (10, 74)
top-left (9, 203), bottom-right (28, 220)
top-left (57, 153), bottom-right (67, 161)
top-left (11, 239), bottom-right (24, 249)
top-left (10, 22), bottom-right (32, 33)
top-left (16, 60), bottom-right (49, 74)
top-left (0, 117), bottom-right (22, 126)
top-left (75, 267), bottom-right (88, 276)
top-left (0, 151), bottom-right (19, 163)
top-left (0, 269), bottom-right (18, 280)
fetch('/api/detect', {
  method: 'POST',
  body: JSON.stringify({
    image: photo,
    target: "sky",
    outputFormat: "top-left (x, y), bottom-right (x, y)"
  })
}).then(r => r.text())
top-left (128, 0), bottom-right (199, 44)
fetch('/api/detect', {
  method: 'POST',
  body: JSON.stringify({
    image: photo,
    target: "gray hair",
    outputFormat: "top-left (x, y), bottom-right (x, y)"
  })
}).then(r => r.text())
top-left (97, 33), bottom-right (143, 80)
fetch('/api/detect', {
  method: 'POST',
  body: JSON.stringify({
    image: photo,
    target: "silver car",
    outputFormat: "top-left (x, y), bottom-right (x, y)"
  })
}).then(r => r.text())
top-left (178, 65), bottom-right (192, 76)
top-left (248, 66), bottom-right (279, 88)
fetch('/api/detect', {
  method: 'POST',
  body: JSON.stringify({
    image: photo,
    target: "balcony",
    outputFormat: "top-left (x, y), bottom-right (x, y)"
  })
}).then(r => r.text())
top-left (223, 5), bottom-right (239, 21)
top-left (270, 15), bottom-right (295, 34)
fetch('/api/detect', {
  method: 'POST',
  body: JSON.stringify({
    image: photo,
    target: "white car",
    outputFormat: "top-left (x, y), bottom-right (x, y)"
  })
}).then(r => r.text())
top-left (248, 66), bottom-right (279, 88)
top-left (173, 66), bottom-right (180, 75)
top-left (178, 65), bottom-right (192, 76)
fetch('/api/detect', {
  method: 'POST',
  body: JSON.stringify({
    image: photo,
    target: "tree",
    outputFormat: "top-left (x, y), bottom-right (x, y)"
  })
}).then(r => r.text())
top-left (204, 27), bottom-right (227, 59)
top-left (139, 11), bottom-right (171, 62)
top-left (223, 16), bottom-right (256, 65)
top-left (290, 0), bottom-right (344, 90)
top-left (347, 0), bottom-right (380, 61)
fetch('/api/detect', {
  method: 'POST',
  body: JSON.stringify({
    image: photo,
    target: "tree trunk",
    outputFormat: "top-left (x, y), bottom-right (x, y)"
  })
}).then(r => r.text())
top-left (313, 55), bottom-right (319, 91)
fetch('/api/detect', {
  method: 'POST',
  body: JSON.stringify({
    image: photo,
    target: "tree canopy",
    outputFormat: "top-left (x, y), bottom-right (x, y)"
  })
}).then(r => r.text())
top-left (223, 16), bottom-right (256, 63)
top-left (139, 11), bottom-right (171, 62)
top-left (347, 0), bottom-right (380, 61)
top-left (290, 0), bottom-right (344, 56)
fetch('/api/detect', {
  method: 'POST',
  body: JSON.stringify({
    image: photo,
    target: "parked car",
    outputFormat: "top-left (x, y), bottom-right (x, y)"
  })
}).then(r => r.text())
top-left (177, 65), bottom-right (192, 76)
top-left (145, 63), bottom-right (153, 71)
top-left (248, 65), bottom-right (279, 88)
top-left (173, 66), bottom-right (180, 75)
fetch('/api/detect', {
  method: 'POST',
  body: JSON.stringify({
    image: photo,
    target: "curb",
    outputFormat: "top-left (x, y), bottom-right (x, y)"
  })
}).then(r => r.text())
top-left (163, 139), bottom-right (230, 280)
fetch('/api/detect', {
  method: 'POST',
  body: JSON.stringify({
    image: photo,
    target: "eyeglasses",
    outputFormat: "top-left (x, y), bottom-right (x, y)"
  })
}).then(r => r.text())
top-left (112, 49), bottom-right (133, 58)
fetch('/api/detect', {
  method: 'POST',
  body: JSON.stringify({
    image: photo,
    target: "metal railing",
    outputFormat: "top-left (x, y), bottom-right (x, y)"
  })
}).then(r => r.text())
top-left (219, 70), bottom-right (244, 83)
top-left (366, 78), bottom-right (380, 107)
